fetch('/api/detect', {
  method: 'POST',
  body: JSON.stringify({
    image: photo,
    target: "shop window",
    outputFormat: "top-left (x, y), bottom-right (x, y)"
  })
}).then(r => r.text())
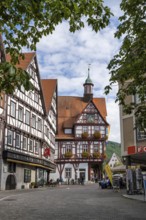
top-left (24, 169), bottom-right (31, 183)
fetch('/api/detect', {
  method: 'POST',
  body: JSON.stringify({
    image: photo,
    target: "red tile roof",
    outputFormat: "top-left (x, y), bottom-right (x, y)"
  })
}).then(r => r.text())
top-left (57, 96), bottom-right (108, 139)
top-left (41, 79), bottom-right (57, 112)
top-left (6, 52), bottom-right (35, 70)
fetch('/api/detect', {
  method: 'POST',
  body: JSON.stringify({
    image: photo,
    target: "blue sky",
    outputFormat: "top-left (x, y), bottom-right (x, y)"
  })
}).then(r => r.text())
top-left (36, 0), bottom-right (122, 143)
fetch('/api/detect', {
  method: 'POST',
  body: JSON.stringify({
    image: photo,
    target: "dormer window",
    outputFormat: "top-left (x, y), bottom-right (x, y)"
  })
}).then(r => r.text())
top-left (64, 129), bottom-right (72, 134)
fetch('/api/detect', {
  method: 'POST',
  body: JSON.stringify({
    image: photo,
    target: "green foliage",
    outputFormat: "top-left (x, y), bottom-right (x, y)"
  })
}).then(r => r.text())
top-left (105, 0), bottom-right (146, 130)
top-left (106, 141), bottom-right (121, 160)
top-left (0, 61), bottom-right (33, 94)
top-left (82, 151), bottom-right (89, 158)
top-left (0, 0), bottom-right (112, 94)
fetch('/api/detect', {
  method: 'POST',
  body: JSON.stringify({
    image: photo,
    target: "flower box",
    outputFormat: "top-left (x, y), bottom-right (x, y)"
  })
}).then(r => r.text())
top-left (64, 151), bottom-right (73, 158)
top-left (93, 152), bottom-right (101, 158)
top-left (82, 132), bottom-right (89, 139)
top-left (93, 131), bottom-right (101, 140)
top-left (82, 151), bottom-right (89, 158)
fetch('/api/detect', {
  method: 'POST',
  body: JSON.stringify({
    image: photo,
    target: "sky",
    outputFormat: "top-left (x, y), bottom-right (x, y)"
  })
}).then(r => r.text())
top-left (36, 0), bottom-right (122, 143)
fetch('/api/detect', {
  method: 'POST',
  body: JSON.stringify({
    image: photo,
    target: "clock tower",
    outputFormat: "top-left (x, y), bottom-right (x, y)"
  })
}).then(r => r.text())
top-left (83, 65), bottom-right (94, 102)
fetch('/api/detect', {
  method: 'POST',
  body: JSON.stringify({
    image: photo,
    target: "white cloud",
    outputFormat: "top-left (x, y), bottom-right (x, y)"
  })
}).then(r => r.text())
top-left (36, 1), bottom-right (122, 143)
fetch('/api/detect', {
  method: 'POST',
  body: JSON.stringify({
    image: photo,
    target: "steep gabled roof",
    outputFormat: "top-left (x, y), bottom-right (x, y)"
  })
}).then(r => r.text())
top-left (6, 52), bottom-right (47, 115)
top-left (41, 79), bottom-right (57, 113)
top-left (57, 96), bottom-right (108, 139)
top-left (6, 52), bottom-right (35, 70)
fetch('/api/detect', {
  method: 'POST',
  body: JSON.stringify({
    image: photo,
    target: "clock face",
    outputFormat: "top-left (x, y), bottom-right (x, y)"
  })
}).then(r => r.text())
top-left (87, 114), bottom-right (94, 123)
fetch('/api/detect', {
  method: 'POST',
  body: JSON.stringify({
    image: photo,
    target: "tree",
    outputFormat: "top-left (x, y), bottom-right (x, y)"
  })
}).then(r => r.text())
top-left (0, 0), bottom-right (112, 94)
top-left (105, 0), bottom-right (146, 130)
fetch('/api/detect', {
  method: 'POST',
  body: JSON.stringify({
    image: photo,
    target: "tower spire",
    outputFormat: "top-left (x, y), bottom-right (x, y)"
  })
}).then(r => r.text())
top-left (83, 64), bottom-right (94, 102)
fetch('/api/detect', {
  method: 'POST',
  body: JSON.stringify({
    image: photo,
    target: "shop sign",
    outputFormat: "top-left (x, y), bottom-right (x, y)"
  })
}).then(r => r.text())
top-left (137, 146), bottom-right (146, 153)
top-left (128, 146), bottom-right (146, 154)
top-left (128, 146), bottom-right (136, 154)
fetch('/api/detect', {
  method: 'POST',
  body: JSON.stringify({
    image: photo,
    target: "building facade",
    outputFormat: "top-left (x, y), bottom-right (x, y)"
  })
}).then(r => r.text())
top-left (51, 72), bottom-right (109, 183)
top-left (108, 153), bottom-right (122, 168)
top-left (0, 53), bottom-right (57, 190)
top-left (120, 92), bottom-right (146, 167)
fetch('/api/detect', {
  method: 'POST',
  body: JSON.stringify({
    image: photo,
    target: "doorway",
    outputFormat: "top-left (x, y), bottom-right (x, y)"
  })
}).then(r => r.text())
top-left (5, 174), bottom-right (16, 190)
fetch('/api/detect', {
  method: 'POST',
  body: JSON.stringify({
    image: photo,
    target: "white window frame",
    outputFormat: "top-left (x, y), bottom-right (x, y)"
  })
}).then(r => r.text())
top-left (38, 118), bottom-right (42, 131)
top-left (32, 114), bottom-right (36, 128)
top-left (35, 141), bottom-right (39, 154)
top-left (16, 133), bottom-right (21, 148)
top-left (10, 101), bottom-right (16, 117)
top-left (7, 130), bottom-right (13, 145)
top-left (25, 110), bottom-right (30, 125)
top-left (23, 136), bottom-right (27, 150)
top-left (29, 139), bottom-right (33, 152)
top-left (18, 106), bottom-right (23, 122)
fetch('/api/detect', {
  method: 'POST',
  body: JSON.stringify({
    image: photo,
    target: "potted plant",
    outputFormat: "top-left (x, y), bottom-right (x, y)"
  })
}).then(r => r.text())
top-left (81, 132), bottom-right (89, 139)
top-left (30, 182), bottom-right (36, 188)
top-left (82, 151), bottom-right (89, 158)
top-left (64, 151), bottom-right (73, 158)
top-left (93, 152), bottom-right (101, 158)
top-left (93, 131), bottom-right (101, 140)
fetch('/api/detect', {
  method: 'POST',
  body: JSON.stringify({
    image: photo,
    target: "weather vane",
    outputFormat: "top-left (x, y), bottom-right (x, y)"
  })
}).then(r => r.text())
top-left (88, 64), bottom-right (91, 76)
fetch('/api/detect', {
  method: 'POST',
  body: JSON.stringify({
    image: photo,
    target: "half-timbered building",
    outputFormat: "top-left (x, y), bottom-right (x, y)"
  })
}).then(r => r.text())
top-left (0, 53), bottom-right (57, 190)
top-left (51, 72), bottom-right (109, 183)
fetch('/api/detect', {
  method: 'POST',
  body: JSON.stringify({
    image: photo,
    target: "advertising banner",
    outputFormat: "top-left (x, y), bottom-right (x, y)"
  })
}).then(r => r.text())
top-left (105, 164), bottom-right (113, 185)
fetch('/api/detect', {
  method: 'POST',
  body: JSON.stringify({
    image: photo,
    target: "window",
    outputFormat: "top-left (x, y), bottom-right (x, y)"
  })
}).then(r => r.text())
top-left (64, 129), bottom-right (72, 134)
top-left (24, 169), bottom-right (31, 183)
top-left (65, 168), bottom-right (72, 178)
top-left (16, 133), bottom-right (21, 148)
top-left (8, 162), bottom-right (16, 173)
top-left (66, 145), bottom-right (72, 152)
top-left (34, 93), bottom-right (39, 103)
top-left (137, 128), bottom-right (146, 140)
top-left (10, 101), bottom-right (16, 117)
top-left (32, 114), bottom-right (36, 128)
top-left (18, 106), bottom-right (23, 121)
top-left (7, 130), bottom-right (13, 145)
top-left (35, 141), bottom-right (39, 154)
top-left (38, 118), bottom-right (42, 131)
top-left (83, 144), bottom-right (88, 152)
top-left (29, 139), bottom-right (33, 152)
top-left (25, 110), bottom-right (30, 125)
top-left (94, 145), bottom-right (99, 152)
top-left (83, 126), bottom-right (88, 132)
top-left (22, 137), bottom-right (27, 150)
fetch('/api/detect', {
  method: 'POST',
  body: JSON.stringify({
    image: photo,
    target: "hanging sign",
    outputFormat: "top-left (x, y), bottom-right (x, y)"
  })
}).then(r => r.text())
top-left (44, 148), bottom-right (50, 157)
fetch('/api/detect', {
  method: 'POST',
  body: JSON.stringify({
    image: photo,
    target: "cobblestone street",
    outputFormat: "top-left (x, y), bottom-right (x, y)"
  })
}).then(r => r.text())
top-left (0, 184), bottom-right (145, 220)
